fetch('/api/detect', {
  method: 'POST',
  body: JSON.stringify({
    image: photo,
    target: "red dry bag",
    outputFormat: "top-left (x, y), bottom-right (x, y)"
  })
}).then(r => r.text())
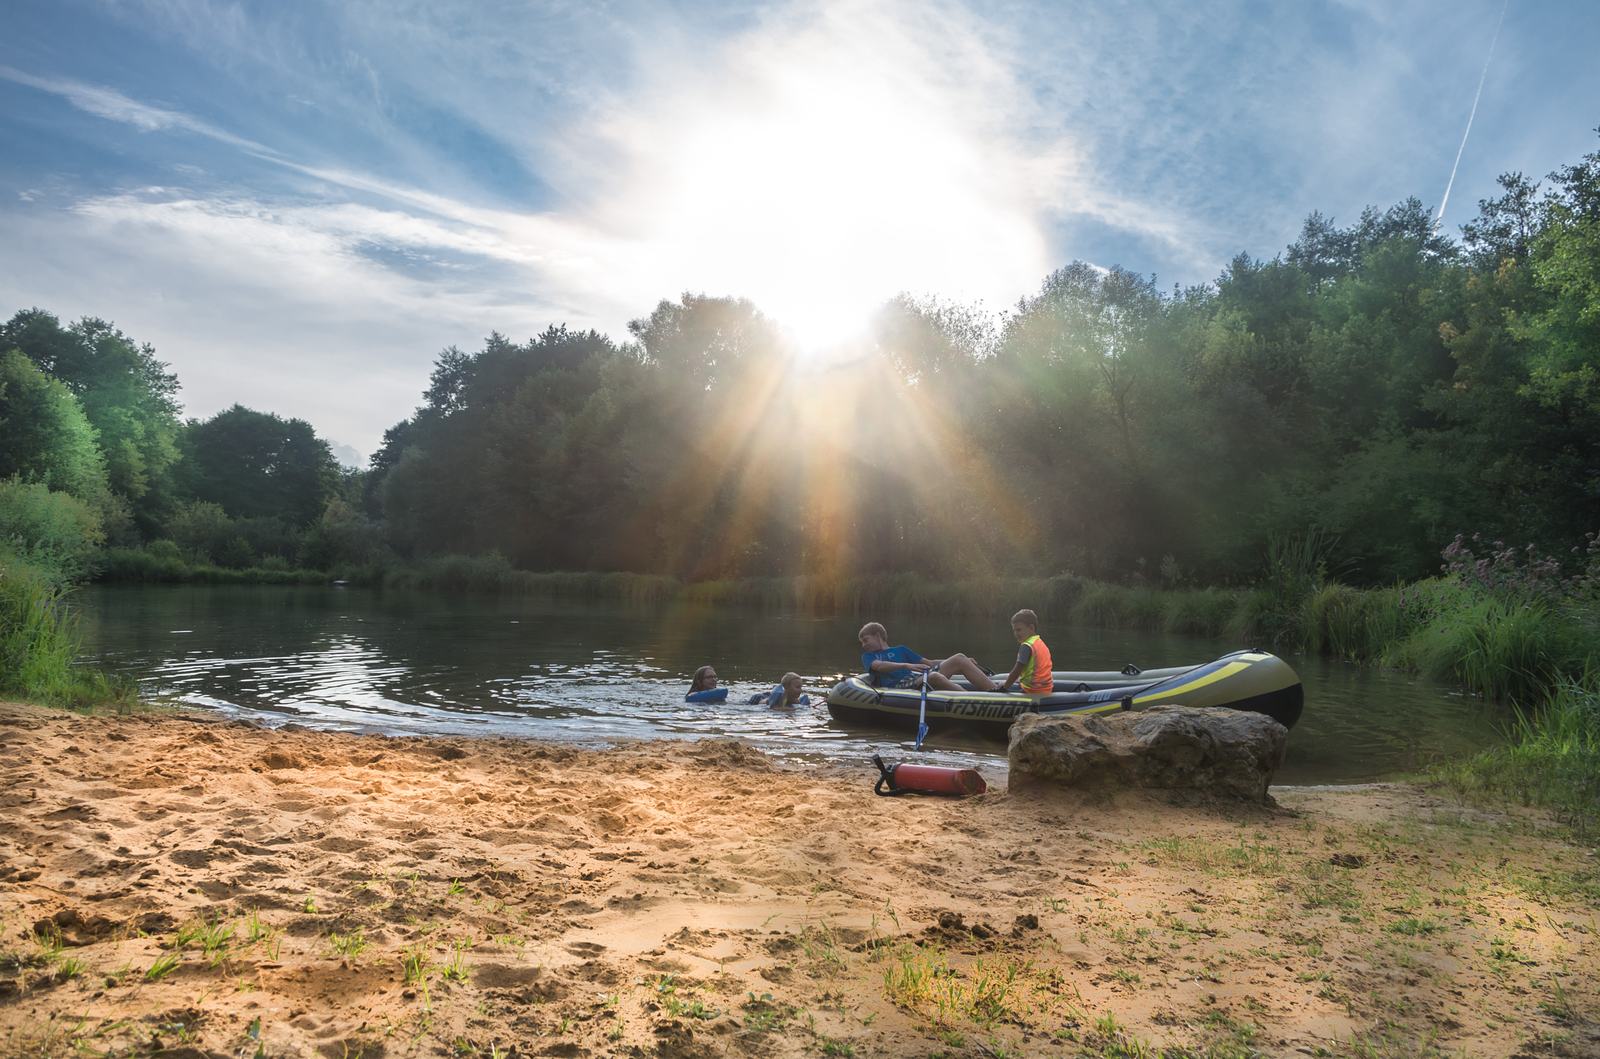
top-left (872, 754), bottom-right (987, 797)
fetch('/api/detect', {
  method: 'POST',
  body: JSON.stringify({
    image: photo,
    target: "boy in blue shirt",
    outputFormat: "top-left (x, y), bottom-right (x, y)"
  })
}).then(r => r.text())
top-left (857, 622), bottom-right (997, 691)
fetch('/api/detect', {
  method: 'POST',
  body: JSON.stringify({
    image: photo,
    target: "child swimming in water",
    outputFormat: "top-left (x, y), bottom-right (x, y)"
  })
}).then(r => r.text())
top-left (685, 665), bottom-right (729, 702)
top-left (688, 665), bottom-right (718, 694)
top-left (748, 672), bottom-right (809, 708)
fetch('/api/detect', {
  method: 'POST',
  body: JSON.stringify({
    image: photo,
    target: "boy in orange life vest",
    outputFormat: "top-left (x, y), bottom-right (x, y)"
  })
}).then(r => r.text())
top-left (993, 609), bottom-right (1053, 695)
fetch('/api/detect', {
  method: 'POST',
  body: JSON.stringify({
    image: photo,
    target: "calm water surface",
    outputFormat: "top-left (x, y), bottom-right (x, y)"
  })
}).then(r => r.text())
top-left (75, 585), bottom-right (1505, 784)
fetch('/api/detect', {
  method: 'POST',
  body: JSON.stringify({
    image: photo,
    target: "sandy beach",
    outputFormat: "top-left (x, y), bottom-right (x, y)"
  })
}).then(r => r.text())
top-left (1, 700), bottom-right (1596, 1058)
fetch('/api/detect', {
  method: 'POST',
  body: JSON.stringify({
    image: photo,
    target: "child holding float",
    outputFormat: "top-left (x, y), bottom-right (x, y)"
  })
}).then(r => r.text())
top-left (748, 672), bottom-right (809, 708)
top-left (685, 665), bottom-right (728, 703)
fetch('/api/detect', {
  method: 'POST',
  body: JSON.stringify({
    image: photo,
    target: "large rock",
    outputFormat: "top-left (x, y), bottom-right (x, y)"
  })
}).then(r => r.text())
top-left (1007, 705), bottom-right (1288, 803)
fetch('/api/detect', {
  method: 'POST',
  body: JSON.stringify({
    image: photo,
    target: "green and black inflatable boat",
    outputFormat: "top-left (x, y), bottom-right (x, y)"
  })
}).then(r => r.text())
top-left (825, 649), bottom-right (1303, 737)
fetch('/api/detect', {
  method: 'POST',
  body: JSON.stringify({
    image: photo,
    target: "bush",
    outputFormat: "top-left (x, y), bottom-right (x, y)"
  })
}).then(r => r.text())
top-left (298, 497), bottom-right (385, 570)
top-left (96, 544), bottom-right (326, 585)
top-left (165, 500), bottom-right (237, 564)
top-left (233, 516), bottom-right (301, 564)
top-left (0, 477), bottom-right (105, 583)
top-left (99, 544), bottom-right (189, 582)
top-left (1250, 529), bottom-right (1335, 649)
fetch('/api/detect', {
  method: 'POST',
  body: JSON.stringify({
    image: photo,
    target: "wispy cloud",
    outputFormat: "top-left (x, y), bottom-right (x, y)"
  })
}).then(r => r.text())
top-left (0, 64), bottom-right (265, 149)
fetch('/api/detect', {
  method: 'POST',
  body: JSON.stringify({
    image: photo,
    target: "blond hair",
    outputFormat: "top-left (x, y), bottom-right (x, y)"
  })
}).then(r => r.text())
top-left (858, 621), bottom-right (887, 640)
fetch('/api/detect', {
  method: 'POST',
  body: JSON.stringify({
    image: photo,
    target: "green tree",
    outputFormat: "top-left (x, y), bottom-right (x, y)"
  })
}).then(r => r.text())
top-left (179, 405), bottom-right (339, 527)
top-left (1515, 139), bottom-right (1600, 417)
top-left (627, 294), bottom-right (787, 393)
top-left (0, 311), bottom-right (180, 526)
top-left (0, 349), bottom-right (109, 501)
top-left (165, 500), bottom-right (239, 565)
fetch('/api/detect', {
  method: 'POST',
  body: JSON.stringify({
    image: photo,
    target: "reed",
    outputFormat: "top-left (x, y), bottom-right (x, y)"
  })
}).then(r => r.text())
top-left (381, 557), bottom-right (681, 604)
top-left (1220, 588), bottom-right (1270, 644)
top-left (1382, 597), bottom-right (1576, 706)
top-left (99, 547), bottom-right (326, 586)
top-left (0, 559), bottom-right (131, 708)
top-left (1160, 587), bottom-right (1241, 636)
top-left (1072, 582), bottom-right (1149, 629)
top-left (1302, 584), bottom-right (1410, 660)
top-left (1434, 680), bottom-right (1600, 839)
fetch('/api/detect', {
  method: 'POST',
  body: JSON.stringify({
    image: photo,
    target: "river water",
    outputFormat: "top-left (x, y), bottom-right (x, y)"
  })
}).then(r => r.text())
top-left (75, 585), bottom-right (1505, 785)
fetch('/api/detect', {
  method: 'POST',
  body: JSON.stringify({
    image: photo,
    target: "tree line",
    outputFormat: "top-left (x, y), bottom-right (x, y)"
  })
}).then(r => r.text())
top-left (4, 133), bottom-right (1599, 589)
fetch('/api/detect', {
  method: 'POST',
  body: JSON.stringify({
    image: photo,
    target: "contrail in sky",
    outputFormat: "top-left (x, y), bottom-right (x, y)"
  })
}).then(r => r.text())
top-left (1435, 0), bottom-right (1511, 230)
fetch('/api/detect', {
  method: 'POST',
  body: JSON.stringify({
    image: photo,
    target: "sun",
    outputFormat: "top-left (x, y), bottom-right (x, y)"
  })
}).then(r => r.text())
top-left (588, 5), bottom-right (1059, 358)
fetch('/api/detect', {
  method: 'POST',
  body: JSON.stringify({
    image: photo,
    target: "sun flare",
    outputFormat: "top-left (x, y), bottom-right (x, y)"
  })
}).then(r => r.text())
top-left (586, 1), bottom-right (1067, 356)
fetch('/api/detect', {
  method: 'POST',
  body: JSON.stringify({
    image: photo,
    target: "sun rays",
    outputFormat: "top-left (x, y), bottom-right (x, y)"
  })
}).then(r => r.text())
top-left (612, 315), bottom-right (1041, 637)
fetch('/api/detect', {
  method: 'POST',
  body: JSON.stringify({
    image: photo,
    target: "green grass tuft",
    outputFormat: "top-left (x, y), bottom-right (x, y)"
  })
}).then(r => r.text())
top-left (1433, 680), bottom-right (1600, 839)
top-left (0, 558), bottom-right (134, 708)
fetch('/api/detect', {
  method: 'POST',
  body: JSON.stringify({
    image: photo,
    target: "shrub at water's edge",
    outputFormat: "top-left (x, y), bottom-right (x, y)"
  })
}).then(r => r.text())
top-left (378, 554), bottom-right (679, 604)
top-left (99, 544), bottom-right (327, 585)
top-left (0, 477), bottom-right (106, 584)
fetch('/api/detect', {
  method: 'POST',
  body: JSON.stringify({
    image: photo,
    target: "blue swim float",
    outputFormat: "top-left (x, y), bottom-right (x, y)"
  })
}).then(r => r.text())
top-left (685, 688), bottom-right (729, 704)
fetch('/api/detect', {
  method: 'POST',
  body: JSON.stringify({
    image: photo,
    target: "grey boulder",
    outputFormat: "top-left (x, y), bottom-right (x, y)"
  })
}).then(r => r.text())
top-left (1007, 705), bottom-right (1289, 803)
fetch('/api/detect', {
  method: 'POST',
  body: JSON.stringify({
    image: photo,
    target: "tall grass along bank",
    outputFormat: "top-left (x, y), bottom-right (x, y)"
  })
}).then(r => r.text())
top-left (0, 557), bottom-right (130, 708)
top-left (1435, 681), bottom-right (1600, 840)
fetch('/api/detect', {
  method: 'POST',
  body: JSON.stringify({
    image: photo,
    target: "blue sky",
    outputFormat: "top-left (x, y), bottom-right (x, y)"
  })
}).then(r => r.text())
top-left (2, 0), bottom-right (1596, 459)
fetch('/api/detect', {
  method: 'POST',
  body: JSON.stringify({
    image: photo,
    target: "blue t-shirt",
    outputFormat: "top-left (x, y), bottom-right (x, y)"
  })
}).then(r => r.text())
top-left (861, 645), bottom-right (924, 688)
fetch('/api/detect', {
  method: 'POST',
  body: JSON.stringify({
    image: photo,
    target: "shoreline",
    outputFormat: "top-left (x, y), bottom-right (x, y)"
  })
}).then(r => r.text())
top-left (3, 701), bottom-right (1596, 1058)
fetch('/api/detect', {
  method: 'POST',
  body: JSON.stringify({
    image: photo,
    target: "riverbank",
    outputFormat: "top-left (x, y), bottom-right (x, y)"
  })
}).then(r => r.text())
top-left (4, 702), bottom-right (1596, 1058)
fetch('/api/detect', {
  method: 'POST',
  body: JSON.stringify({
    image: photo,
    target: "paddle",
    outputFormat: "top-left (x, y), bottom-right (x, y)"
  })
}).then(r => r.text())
top-left (914, 666), bottom-right (930, 750)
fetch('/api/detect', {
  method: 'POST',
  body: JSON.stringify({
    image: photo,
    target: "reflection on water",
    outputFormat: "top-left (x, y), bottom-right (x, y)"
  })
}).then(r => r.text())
top-left (75, 585), bottom-right (1506, 784)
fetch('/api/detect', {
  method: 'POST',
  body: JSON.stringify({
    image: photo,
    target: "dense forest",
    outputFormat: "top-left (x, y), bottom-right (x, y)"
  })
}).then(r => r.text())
top-left (4, 136), bottom-right (1599, 591)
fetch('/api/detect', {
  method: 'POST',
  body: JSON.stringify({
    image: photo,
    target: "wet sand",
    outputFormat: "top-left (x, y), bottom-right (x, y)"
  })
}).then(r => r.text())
top-left (1, 701), bottom-right (1596, 1058)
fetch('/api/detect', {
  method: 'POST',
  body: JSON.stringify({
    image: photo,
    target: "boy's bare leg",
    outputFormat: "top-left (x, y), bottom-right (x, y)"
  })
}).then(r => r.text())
top-left (936, 653), bottom-right (996, 691)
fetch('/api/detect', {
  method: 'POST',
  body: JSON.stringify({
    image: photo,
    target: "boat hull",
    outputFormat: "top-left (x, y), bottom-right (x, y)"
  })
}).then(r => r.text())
top-left (825, 649), bottom-right (1303, 737)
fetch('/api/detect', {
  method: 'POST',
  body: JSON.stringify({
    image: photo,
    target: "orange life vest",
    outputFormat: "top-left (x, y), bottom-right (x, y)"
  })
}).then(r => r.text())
top-left (1020, 634), bottom-right (1053, 694)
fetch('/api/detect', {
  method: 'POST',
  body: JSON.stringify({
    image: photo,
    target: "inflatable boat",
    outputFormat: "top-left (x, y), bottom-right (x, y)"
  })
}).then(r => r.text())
top-left (825, 649), bottom-right (1302, 737)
